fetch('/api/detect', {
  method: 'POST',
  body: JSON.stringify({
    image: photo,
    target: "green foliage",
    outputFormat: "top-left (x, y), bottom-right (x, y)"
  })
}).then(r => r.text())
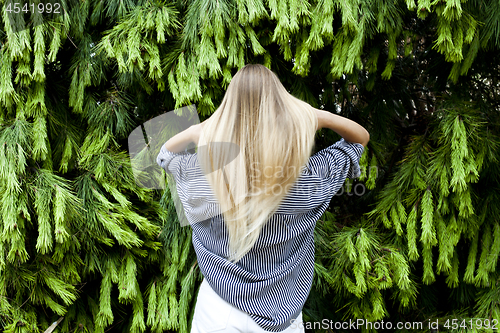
top-left (0, 0), bottom-right (500, 332)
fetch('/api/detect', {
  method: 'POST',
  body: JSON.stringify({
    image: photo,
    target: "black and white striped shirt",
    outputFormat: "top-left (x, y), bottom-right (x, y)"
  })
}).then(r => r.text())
top-left (157, 138), bottom-right (364, 332)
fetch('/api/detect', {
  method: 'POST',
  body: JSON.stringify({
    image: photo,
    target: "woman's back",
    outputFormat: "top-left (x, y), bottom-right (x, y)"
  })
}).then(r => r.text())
top-left (157, 136), bottom-right (364, 331)
top-left (197, 64), bottom-right (318, 264)
top-left (157, 63), bottom-right (369, 332)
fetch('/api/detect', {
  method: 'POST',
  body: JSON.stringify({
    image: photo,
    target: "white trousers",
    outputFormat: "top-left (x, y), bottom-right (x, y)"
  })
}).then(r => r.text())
top-left (191, 279), bottom-right (305, 333)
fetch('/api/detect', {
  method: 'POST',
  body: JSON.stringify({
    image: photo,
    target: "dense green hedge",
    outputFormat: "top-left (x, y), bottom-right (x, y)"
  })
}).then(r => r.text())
top-left (0, 0), bottom-right (499, 332)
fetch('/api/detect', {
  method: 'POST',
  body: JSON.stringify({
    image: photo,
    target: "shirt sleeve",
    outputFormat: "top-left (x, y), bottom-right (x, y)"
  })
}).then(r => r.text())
top-left (156, 144), bottom-right (193, 176)
top-left (307, 138), bottom-right (364, 180)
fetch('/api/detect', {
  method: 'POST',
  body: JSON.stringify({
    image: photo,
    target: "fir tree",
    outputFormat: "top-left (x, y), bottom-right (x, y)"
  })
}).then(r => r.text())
top-left (0, 0), bottom-right (499, 332)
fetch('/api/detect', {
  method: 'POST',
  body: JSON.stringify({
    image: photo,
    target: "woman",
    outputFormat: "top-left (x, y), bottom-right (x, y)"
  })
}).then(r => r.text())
top-left (157, 64), bottom-right (369, 333)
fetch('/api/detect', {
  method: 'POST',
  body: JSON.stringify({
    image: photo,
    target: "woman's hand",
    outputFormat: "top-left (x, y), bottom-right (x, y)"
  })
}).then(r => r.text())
top-left (315, 109), bottom-right (325, 131)
top-left (189, 121), bottom-right (205, 146)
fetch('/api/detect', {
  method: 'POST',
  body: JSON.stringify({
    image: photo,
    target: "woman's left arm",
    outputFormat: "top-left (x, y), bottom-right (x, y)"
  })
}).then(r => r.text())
top-left (163, 123), bottom-right (204, 153)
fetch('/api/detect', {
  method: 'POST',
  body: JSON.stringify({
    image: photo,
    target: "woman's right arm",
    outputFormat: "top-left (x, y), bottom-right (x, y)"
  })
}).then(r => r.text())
top-left (315, 109), bottom-right (370, 147)
top-left (161, 122), bottom-right (205, 153)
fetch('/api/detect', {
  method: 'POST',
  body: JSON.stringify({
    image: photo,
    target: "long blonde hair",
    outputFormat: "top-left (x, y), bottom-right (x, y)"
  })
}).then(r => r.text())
top-left (198, 64), bottom-right (317, 263)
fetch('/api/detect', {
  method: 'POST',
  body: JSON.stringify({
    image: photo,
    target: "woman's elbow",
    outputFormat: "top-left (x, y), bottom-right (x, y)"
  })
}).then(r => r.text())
top-left (361, 130), bottom-right (370, 147)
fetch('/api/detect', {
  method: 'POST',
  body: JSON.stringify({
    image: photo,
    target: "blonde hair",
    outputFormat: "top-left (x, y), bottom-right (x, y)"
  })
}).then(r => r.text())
top-left (198, 64), bottom-right (317, 263)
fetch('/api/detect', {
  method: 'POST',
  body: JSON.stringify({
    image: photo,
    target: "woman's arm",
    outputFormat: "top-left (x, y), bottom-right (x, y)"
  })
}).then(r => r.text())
top-left (315, 109), bottom-right (370, 147)
top-left (162, 123), bottom-right (204, 153)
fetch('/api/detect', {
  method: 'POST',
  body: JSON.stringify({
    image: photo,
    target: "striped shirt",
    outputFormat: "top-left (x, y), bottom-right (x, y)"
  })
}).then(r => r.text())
top-left (157, 138), bottom-right (364, 332)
